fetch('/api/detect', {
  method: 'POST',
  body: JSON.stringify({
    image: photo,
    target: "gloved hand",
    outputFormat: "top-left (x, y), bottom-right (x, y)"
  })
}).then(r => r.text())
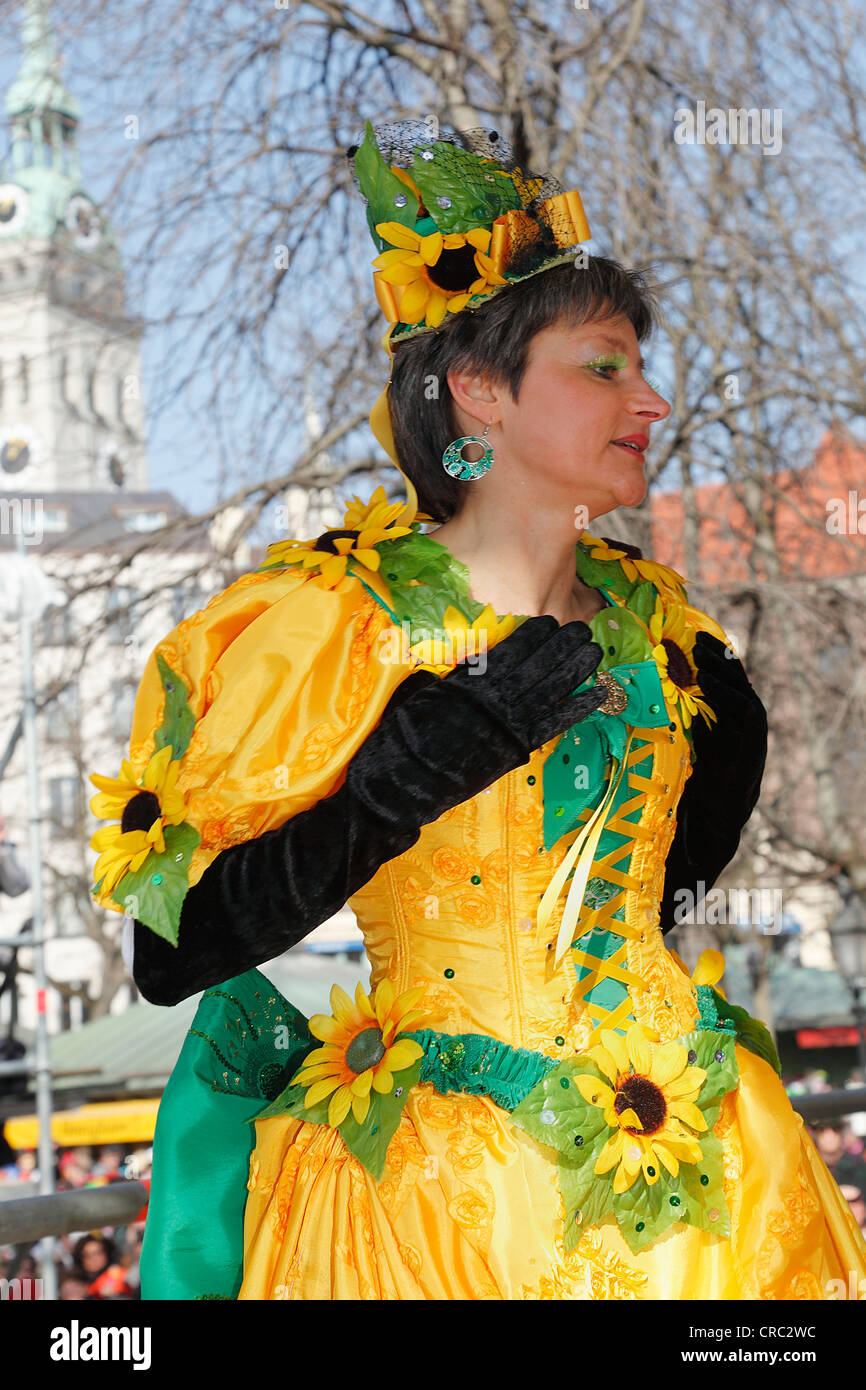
top-left (132, 615), bottom-right (606, 1004)
top-left (659, 631), bottom-right (768, 934)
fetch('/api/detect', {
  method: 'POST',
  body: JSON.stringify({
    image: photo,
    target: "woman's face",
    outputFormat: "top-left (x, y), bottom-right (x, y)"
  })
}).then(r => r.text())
top-left (484, 311), bottom-right (671, 519)
top-left (80, 1241), bottom-right (109, 1274)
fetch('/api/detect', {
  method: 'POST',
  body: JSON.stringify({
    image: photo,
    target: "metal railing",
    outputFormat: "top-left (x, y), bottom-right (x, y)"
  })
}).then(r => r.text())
top-left (0, 1180), bottom-right (148, 1245)
top-left (788, 1085), bottom-right (866, 1124)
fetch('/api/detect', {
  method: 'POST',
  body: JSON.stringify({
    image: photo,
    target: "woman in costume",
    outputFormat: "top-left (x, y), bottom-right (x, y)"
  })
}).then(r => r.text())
top-left (89, 120), bottom-right (866, 1300)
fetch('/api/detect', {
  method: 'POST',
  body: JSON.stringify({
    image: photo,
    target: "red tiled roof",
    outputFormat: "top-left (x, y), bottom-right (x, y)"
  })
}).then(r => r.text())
top-left (647, 430), bottom-right (866, 586)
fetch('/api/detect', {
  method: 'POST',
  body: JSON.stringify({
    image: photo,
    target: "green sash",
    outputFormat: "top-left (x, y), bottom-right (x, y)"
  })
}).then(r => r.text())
top-left (140, 970), bottom-right (310, 1300)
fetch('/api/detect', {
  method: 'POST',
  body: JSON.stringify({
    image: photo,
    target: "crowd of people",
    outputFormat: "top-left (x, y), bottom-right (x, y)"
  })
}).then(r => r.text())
top-left (785, 1065), bottom-right (866, 1236)
top-left (0, 1141), bottom-right (150, 1299)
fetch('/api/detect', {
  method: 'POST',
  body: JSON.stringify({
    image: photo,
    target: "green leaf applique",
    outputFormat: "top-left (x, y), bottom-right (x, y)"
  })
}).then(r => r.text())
top-left (154, 654), bottom-right (196, 760)
top-left (112, 821), bottom-right (201, 946)
top-left (354, 120), bottom-right (419, 250)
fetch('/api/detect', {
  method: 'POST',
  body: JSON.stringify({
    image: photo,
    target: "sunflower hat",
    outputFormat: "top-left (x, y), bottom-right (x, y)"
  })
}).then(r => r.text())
top-left (347, 118), bottom-right (592, 521)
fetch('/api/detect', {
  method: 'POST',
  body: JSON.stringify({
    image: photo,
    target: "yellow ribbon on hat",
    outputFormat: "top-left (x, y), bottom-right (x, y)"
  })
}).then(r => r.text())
top-left (488, 188), bottom-right (591, 277)
top-left (537, 726), bottom-right (637, 969)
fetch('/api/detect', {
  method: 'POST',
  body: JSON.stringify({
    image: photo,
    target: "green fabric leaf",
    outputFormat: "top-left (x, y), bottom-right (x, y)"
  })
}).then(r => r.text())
top-left (574, 543), bottom-right (634, 599)
top-left (336, 1055), bottom-right (423, 1181)
top-left (252, 1069), bottom-right (329, 1125)
top-left (608, 1162), bottom-right (673, 1252)
top-left (708, 989), bottom-right (783, 1076)
top-left (410, 142), bottom-right (520, 234)
top-left (629, 580), bottom-right (658, 628)
top-left (679, 1028), bottom-right (740, 1130)
top-left (354, 120), bottom-right (418, 250)
top-left (676, 1130), bottom-right (731, 1240)
top-left (559, 1155), bottom-right (617, 1252)
top-left (375, 529), bottom-right (495, 634)
top-left (509, 1060), bottom-right (608, 1160)
top-left (611, 1132), bottom-right (731, 1254)
top-left (588, 606), bottom-right (654, 667)
top-left (154, 654), bottom-right (195, 760)
top-left (111, 820), bottom-right (201, 945)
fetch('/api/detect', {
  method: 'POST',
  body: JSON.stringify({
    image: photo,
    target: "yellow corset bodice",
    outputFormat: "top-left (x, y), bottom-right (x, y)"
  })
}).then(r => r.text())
top-left (349, 707), bottom-right (702, 1059)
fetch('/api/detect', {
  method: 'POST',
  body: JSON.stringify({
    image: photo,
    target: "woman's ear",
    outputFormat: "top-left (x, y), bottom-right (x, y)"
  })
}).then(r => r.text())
top-left (446, 364), bottom-right (500, 430)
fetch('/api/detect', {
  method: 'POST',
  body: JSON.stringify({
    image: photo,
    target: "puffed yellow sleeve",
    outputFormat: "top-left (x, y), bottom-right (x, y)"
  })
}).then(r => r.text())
top-left (88, 567), bottom-right (410, 942)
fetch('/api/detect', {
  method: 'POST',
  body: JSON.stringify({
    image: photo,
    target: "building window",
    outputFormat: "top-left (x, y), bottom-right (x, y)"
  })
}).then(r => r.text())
top-left (43, 683), bottom-right (80, 743)
top-left (111, 679), bottom-right (137, 740)
top-left (47, 776), bottom-right (80, 839)
top-left (106, 586), bottom-right (137, 645)
top-left (40, 603), bottom-right (72, 646)
top-left (119, 510), bottom-right (168, 533)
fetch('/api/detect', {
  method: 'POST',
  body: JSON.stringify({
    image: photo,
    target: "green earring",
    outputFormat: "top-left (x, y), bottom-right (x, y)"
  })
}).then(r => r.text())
top-left (442, 421), bottom-right (494, 481)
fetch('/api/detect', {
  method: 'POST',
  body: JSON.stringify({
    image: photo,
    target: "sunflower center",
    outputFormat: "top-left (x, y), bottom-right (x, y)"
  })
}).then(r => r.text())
top-left (600, 535), bottom-right (643, 560)
top-left (661, 637), bottom-right (693, 690)
top-left (614, 1074), bottom-right (667, 1135)
top-left (345, 1027), bottom-right (386, 1074)
top-left (427, 244), bottom-right (480, 294)
top-left (313, 528), bottom-right (360, 554)
top-left (120, 789), bottom-right (161, 834)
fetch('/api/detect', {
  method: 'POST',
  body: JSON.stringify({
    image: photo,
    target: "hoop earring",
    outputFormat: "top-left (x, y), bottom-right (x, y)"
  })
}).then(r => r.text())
top-left (442, 421), bottom-right (494, 481)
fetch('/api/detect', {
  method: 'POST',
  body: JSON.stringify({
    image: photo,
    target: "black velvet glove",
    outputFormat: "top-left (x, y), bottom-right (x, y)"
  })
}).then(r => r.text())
top-left (659, 631), bottom-right (768, 934)
top-left (132, 615), bottom-right (607, 1005)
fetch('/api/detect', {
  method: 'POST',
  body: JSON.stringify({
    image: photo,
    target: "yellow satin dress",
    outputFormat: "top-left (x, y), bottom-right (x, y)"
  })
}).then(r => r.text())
top-left (97, 535), bottom-right (866, 1301)
top-left (239, 700), bottom-right (866, 1300)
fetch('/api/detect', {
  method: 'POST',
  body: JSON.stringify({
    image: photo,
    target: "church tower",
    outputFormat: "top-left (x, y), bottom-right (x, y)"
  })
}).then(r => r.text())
top-left (0, 0), bottom-right (146, 494)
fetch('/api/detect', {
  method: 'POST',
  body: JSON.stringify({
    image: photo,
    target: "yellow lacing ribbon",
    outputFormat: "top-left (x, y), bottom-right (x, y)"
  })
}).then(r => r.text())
top-left (537, 735), bottom-right (661, 1041)
top-left (537, 727), bottom-right (639, 968)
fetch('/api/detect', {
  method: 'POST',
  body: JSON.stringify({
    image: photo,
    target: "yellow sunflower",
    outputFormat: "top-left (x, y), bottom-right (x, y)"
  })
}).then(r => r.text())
top-left (409, 603), bottom-right (517, 676)
top-left (372, 221), bottom-right (508, 329)
top-left (291, 979), bottom-right (428, 1127)
top-left (581, 533), bottom-right (688, 601)
top-left (261, 485), bottom-right (415, 588)
top-left (342, 483), bottom-right (414, 535)
top-left (89, 744), bottom-right (188, 899)
top-left (648, 597), bottom-right (717, 731)
top-left (575, 1022), bottom-right (709, 1193)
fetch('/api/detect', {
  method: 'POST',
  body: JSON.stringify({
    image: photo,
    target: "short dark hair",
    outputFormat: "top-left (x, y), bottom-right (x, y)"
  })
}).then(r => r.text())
top-left (388, 255), bottom-right (660, 523)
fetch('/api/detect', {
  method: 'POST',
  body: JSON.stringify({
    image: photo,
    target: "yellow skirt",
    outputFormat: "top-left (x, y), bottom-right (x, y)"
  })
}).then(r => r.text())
top-left (238, 1045), bottom-right (866, 1299)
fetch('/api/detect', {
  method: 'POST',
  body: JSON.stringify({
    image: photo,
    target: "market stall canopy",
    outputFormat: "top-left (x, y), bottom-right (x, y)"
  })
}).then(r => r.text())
top-left (5, 1097), bottom-right (160, 1149)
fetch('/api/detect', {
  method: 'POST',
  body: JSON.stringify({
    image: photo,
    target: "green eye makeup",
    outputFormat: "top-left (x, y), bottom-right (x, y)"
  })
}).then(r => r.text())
top-left (583, 354), bottom-right (664, 396)
top-left (584, 352), bottom-right (629, 374)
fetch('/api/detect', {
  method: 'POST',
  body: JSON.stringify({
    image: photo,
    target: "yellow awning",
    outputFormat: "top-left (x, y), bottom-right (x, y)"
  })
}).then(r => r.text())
top-left (4, 1098), bottom-right (160, 1150)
